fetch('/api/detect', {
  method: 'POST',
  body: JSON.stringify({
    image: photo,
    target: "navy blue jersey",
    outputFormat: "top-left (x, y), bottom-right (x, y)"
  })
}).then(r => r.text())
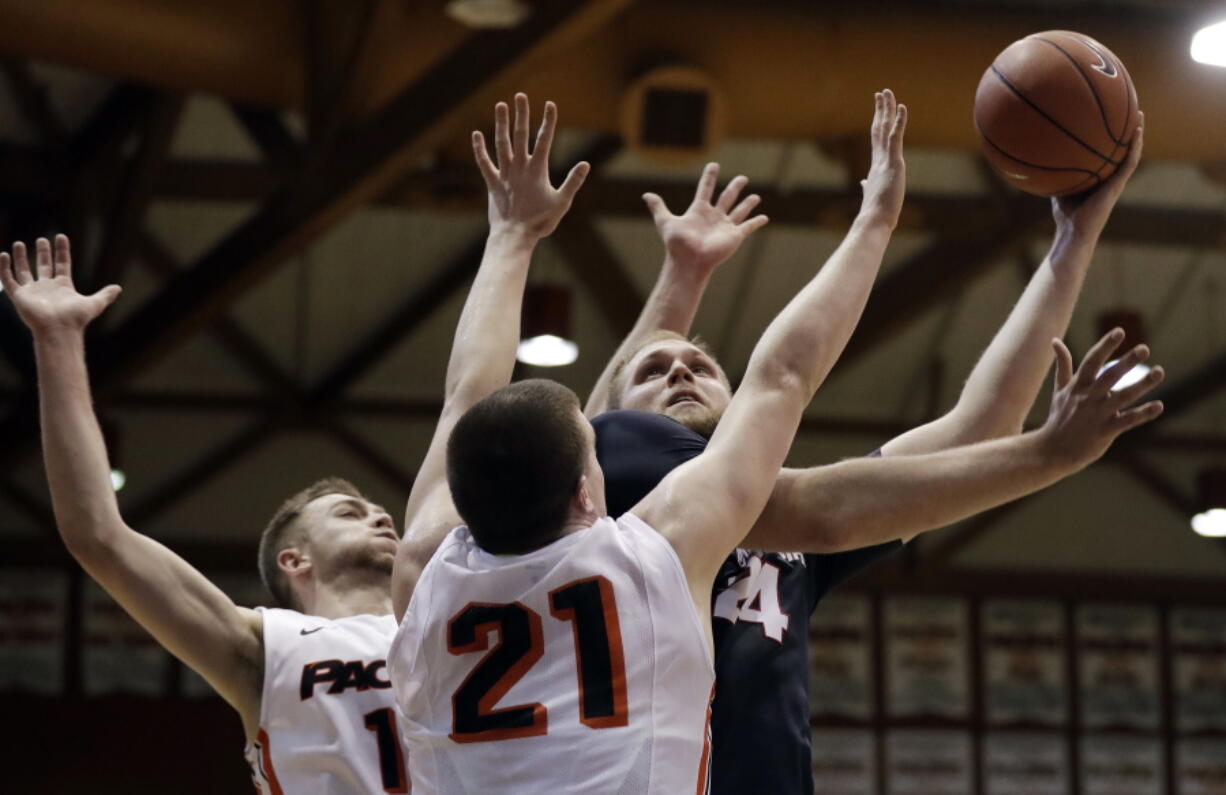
top-left (593, 409), bottom-right (901, 795)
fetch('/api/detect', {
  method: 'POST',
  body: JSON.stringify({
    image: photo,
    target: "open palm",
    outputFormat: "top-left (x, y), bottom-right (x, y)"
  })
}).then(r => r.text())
top-left (644, 162), bottom-right (769, 275)
top-left (0, 236), bottom-right (121, 333)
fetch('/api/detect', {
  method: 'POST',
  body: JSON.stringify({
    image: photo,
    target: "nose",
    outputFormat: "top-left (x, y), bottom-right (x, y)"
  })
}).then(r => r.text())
top-left (666, 361), bottom-right (694, 385)
top-left (371, 512), bottom-right (393, 530)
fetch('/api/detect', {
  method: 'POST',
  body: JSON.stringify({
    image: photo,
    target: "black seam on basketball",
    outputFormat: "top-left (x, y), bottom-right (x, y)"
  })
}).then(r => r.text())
top-left (1033, 35), bottom-right (1129, 148)
top-left (989, 64), bottom-right (1122, 167)
top-left (978, 124), bottom-right (1103, 180)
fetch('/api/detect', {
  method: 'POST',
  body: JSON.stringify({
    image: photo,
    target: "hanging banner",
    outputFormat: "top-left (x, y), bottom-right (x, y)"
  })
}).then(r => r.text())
top-left (83, 580), bottom-right (169, 695)
top-left (811, 729), bottom-right (876, 795)
top-left (1080, 735), bottom-right (1164, 795)
top-left (885, 596), bottom-right (968, 718)
top-left (1170, 606), bottom-right (1226, 733)
top-left (181, 572), bottom-right (270, 698)
top-left (1176, 737), bottom-right (1226, 795)
top-left (1077, 604), bottom-right (1160, 730)
top-left (810, 593), bottom-right (874, 720)
top-left (983, 732), bottom-right (1068, 795)
top-left (0, 568), bottom-right (66, 694)
top-left (885, 729), bottom-right (972, 795)
top-left (983, 600), bottom-right (1067, 727)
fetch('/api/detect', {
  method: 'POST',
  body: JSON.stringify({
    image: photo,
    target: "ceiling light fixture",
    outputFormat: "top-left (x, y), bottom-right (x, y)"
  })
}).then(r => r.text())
top-left (1191, 19), bottom-right (1226, 67)
top-left (1192, 469), bottom-right (1226, 538)
top-left (445, 0), bottom-right (529, 29)
top-left (517, 284), bottom-right (579, 367)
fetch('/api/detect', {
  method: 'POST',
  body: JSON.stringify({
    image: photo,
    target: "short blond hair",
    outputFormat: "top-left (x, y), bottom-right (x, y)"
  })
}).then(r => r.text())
top-left (606, 331), bottom-right (729, 409)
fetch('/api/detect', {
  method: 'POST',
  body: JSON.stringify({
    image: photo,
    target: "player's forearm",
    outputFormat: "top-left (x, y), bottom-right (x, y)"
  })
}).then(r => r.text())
top-left (33, 328), bottom-right (126, 554)
top-left (585, 256), bottom-right (711, 415)
top-left (743, 214), bottom-right (892, 397)
top-left (443, 227), bottom-right (535, 404)
top-left (749, 432), bottom-right (1073, 553)
top-left (949, 225), bottom-right (1097, 439)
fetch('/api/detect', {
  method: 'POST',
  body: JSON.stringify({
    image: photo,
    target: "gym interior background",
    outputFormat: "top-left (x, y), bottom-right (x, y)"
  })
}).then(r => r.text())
top-left (0, 1), bottom-right (1223, 792)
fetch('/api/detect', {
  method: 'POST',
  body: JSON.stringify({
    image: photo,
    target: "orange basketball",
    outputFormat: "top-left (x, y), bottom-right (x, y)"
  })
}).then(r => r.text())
top-left (974, 30), bottom-right (1140, 197)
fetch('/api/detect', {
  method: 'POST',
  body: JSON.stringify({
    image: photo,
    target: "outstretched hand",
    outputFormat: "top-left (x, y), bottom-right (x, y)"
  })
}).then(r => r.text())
top-left (642, 162), bottom-right (769, 276)
top-left (859, 89), bottom-right (908, 229)
top-left (0, 235), bottom-right (121, 334)
top-left (1052, 113), bottom-right (1144, 238)
top-left (473, 93), bottom-right (590, 240)
top-left (1037, 328), bottom-right (1164, 470)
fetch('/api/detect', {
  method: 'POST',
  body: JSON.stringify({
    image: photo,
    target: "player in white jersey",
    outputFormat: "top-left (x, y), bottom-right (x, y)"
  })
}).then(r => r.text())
top-left (1, 231), bottom-right (410, 791)
top-left (0, 98), bottom-right (585, 792)
top-left (388, 92), bottom-right (912, 794)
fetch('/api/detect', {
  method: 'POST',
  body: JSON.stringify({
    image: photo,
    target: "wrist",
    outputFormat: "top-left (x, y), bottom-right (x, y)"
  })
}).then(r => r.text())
top-left (486, 225), bottom-right (541, 250)
top-left (849, 211), bottom-right (896, 241)
top-left (661, 254), bottom-right (716, 286)
top-left (32, 325), bottom-right (87, 358)
top-left (1027, 426), bottom-right (1085, 477)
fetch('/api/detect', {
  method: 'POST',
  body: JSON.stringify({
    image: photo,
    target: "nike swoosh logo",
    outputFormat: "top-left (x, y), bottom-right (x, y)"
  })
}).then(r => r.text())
top-left (1082, 38), bottom-right (1118, 77)
top-left (300, 627), bottom-right (325, 635)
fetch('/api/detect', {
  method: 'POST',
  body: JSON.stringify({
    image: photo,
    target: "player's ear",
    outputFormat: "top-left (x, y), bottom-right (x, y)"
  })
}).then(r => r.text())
top-left (277, 546), bottom-right (311, 578)
top-left (573, 474), bottom-right (596, 516)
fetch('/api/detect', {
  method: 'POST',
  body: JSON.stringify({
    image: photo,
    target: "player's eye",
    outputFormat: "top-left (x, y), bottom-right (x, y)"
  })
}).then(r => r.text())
top-left (692, 365), bottom-right (708, 375)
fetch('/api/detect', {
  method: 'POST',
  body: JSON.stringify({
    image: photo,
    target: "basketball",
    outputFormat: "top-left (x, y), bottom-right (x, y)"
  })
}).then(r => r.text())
top-left (974, 30), bottom-right (1140, 197)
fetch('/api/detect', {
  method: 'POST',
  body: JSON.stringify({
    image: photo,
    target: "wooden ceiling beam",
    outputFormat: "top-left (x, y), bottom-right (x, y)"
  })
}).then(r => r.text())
top-left (832, 204), bottom-right (1048, 374)
top-left (0, 0), bottom-right (635, 469)
top-left (89, 95), bottom-right (184, 291)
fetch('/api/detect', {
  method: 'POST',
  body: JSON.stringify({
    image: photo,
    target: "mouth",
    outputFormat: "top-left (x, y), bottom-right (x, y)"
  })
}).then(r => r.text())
top-left (376, 531), bottom-right (399, 543)
top-left (667, 390), bottom-right (703, 408)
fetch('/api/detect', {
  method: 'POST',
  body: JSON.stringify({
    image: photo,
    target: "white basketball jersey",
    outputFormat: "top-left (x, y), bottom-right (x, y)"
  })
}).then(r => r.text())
top-left (390, 513), bottom-right (715, 795)
top-left (246, 608), bottom-right (404, 795)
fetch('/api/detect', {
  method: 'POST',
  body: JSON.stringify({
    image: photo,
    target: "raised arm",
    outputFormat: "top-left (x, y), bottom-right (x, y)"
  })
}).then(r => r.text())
top-left (742, 330), bottom-right (1164, 552)
top-left (637, 91), bottom-right (908, 587)
top-left (1, 236), bottom-right (265, 738)
top-left (882, 116), bottom-right (1145, 456)
top-left (393, 94), bottom-right (588, 618)
top-left (583, 163), bottom-right (768, 416)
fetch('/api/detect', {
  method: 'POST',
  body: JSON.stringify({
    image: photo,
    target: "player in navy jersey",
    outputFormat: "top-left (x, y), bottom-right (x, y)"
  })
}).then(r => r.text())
top-left (586, 100), bottom-right (1148, 793)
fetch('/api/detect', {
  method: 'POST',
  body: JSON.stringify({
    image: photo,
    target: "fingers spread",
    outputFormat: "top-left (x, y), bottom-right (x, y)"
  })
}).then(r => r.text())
top-left (1111, 400), bottom-right (1164, 434)
top-left (91, 284), bottom-right (123, 311)
top-left (559, 161), bottom-right (591, 203)
top-left (1052, 338), bottom-right (1075, 391)
top-left (729, 193), bottom-right (761, 224)
top-left (532, 100), bottom-right (558, 164)
top-left (513, 92), bottom-right (530, 159)
top-left (472, 131), bottom-right (500, 186)
top-left (741, 214), bottom-right (770, 234)
top-left (716, 175), bottom-right (748, 213)
top-left (494, 101), bottom-right (512, 169)
top-left (53, 234), bottom-right (72, 279)
top-left (35, 237), bottom-right (53, 278)
top-left (0, 253), bottom-right (13, 292)
top-left (694, 162), bottom-right (719, 205)
top-left (642, 192), bottom-right (671, 222)
top-left (11, 241), bottom-right (31, 284)
top-left (1075, 328), bottom-right (1125, 389)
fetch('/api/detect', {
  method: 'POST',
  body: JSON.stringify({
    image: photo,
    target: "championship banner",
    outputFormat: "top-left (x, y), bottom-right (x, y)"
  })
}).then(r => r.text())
top-left (181, 573), bottom-right (270, 698)
top-left (983, 600), bottom-right (1066, 727)
top-left (885, 596), bottom-right (969, 718)
top-left (983, 732), bottom-right (1068, 795)
top-left (810, 593), bottom-right (874, 720)
top-left (1176, 737), bottom-right (1226, 795)
top-left (1170, 606), bottom-right (1226, 733)
top-left (0, 568), bottom-right (66, 694)
top-left (811, 729), bottom-right (876, 795)
top-left (1079, 735), bottom-right (1164, 795)
top-left (83, 580), bottom-right (169, 696)
top-left (885, 729), bottom-right (973, 795)
top-left (1077, 604), bottom-right (1160, 730)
